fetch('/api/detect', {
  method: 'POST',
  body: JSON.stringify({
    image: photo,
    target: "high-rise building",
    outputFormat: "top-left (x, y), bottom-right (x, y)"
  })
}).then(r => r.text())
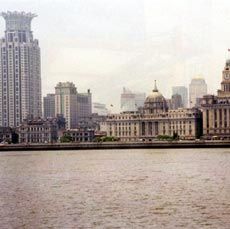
top-left (43, 94), bottom-right (55, 118)
top-left (0, 11), bottom-right (42, 127)
top-left (55, 82), bottom-right (92, 129)
top-left (55, 82), bottom-right (77, 129)
top-left (120, 87), bottom-right (146, 112)
top-left (189, 77), bottom-right (207, 108)
top-left (172, 86), bottom-right (188, 108)
top-left (92, 102), bottom-right (108, 116)
top-left (168, 94), bottom-right (183, 110)
top-left (76, 90), bottom-right (92, 126)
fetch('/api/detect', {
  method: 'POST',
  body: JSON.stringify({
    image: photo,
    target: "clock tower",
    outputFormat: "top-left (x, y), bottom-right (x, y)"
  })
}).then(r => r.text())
top-left (218, 59), bottom-right (230, 97)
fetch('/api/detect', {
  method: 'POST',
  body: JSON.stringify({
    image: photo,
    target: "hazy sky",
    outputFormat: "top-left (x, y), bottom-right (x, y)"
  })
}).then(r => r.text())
top-left (1, 0), bottom-right (230, 111)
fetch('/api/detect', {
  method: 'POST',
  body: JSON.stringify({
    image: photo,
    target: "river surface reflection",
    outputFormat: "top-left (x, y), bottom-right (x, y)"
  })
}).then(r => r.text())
top-left (0, 149), bottom-right (230, 228)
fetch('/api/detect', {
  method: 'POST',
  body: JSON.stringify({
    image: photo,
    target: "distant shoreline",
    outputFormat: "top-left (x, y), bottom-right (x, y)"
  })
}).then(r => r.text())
top-left (0, 141), bottom-right (230, 151)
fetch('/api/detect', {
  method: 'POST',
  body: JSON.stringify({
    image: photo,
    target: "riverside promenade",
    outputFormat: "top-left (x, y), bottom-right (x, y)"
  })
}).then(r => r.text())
top-left (0, 140), bottom-right (230, 151)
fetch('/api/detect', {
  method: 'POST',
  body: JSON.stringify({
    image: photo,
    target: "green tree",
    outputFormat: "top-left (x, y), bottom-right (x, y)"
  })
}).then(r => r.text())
top-left (172, 132), bottom-right (179, 140)
top-left (157, 135), bottom-right (173, 141)
top-left (60, 134), bottom-right (73, 143)
top-left (93, 136), bottom-right (120, 142)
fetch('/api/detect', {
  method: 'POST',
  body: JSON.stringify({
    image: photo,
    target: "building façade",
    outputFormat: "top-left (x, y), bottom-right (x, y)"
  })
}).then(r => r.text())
top-left (201, 59), bottom-right (230, 139)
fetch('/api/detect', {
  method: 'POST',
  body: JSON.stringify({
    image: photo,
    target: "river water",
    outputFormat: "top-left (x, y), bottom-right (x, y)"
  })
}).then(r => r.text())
top-left (0, 149), bottom-right (230, 228)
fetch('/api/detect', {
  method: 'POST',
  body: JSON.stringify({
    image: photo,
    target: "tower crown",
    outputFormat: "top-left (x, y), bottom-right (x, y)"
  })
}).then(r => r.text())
top-left (225, 59), bottom-right (230, 69)
top-left (1, 11), bottom-right (37, 31)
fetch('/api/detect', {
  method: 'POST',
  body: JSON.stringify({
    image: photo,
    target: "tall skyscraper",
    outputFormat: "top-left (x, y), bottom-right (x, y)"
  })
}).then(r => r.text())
top-left (55, 82), bottom-right (92, 129)
top-left (172, 86), bottom-right (188, 108)
top-left (55, 82), bottom-right (77, 129)
top-left (120, 87), bottom-right (146, 112)
top-left (92, 103), bottom-right (108, 116)
top-left (43, 94), bottom-right (55, 118)
top-left (76, 90), bottom-right (92, 126)
top-left (167, 94), bottom-right (183, 110)
top-left (0, 11), bottom-right (42, 127)
top-left (189, 77), bottom-right (207, 107)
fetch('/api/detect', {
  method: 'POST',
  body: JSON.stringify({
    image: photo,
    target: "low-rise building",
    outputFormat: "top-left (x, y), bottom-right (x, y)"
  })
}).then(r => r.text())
top-left (63, 129), bottom-right (95, 142)
top-left (0, 126), bottom-right (13, 143)
top-left (18, 118), bottom-right (59, 143)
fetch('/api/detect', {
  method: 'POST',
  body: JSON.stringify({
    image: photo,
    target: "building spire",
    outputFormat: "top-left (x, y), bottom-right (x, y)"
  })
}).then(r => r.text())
top-left (153, 80), bottom-right (158, 92)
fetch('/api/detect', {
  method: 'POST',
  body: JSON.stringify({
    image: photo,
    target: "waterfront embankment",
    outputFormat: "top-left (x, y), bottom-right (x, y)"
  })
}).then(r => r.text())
top-left (0, 140), bottom-right (230, 151)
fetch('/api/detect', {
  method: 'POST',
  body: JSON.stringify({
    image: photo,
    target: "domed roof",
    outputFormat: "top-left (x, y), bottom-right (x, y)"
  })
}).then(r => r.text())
top-left (145, 81), bottom-right (165, 102)
top-left (144, 81), bottom-right (168, 114)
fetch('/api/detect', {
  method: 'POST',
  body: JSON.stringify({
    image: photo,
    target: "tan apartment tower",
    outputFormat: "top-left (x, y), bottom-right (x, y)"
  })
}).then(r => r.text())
top-left (55, 82), bottom-right (77, 129)
top-left (0, 11), bottom-right (42, 127)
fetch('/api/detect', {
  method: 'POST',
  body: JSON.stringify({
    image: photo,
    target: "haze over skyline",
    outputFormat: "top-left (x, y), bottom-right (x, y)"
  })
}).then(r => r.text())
top-left (1, 0), bottom-right (230, 111)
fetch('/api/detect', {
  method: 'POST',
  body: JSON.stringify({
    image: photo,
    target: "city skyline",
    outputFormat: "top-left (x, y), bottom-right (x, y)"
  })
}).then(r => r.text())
top-left (1, 1), bottom-right (230, 112)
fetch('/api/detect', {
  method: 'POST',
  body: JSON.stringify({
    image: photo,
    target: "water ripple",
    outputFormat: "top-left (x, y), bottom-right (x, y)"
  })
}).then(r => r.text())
top-left (0, 148), bottom-right (230, 228)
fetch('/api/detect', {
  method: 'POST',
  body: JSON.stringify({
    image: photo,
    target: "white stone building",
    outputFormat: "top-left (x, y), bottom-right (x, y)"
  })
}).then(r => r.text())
top-left (201, 59), bottom-right (230, 139)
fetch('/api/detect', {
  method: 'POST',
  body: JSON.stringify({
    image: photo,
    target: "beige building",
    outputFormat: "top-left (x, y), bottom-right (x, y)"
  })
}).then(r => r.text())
top-left (55, 82), bottom-right (78, 129)
top-left (201, 59), bottom-right (230, 139)
top-left (101, 81), bottom-right (202, 142)
top-left (55, 82), bottom-right (92, 129)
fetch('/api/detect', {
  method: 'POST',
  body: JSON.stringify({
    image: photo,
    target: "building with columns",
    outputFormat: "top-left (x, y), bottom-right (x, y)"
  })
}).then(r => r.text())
top-left (201, 59), bottom-right (230, 139)
top-left (101, 81), bottom-right (202, 142)
top-left (0, 11), bottom-right (42, 127)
